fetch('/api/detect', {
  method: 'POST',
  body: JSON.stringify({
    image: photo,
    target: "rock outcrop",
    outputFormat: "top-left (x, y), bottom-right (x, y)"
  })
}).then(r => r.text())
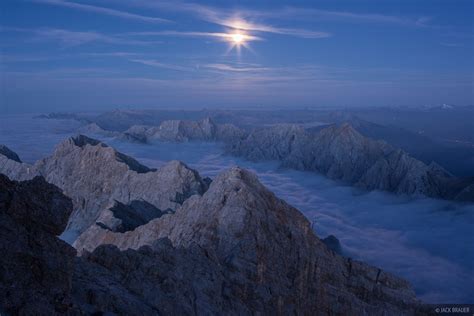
top-left (72, 241), bottom-right (235, 315)
top-left (0, 145), bottom-right (21, 163)
top-left (0, 174), bottom-right (229, 315)
top-left (322, 235), bottom-right (343, 255)
top-left (76, 123), bottom-right (120, 138)
top-left (0, 175), bottom-right (75, 315)
top-left (95, 199), bottom-right (171, 233)
top-left (0, 146), bottom-right (427, 314)
top-left (229, 123), bottom-right (474, 201)
top-left (74, 167), bottom-right (421, 315)
top-left (0, 135), bottom-right (209, 241)
top-left (0, 149), bottom-right (34, 181)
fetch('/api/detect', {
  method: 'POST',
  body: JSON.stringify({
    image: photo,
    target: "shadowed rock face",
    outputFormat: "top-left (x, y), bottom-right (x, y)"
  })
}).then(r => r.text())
top-left (72, 241), bottom-right (239, 315)
top-left (322, 235), bottom-right (343, 255)
top-left (0, 175), bottom-right (75, 315)
top-left (0, 145), bottom-right (21, 163)
top-left (96, 200), bottom-right (170, 233)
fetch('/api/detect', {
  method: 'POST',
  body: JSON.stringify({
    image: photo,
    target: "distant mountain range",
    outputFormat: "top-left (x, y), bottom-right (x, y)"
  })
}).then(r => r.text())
top-left (230, 122), bottom-right (474, 201)
top-left (37, 108), bottom-right (474, 177)
top-left (55, 114), bottom-right (474, 201)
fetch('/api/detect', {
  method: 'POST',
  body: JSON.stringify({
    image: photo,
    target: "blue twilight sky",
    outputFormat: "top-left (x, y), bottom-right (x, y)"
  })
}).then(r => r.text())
top-left (0, 0), bottom-right (473, 113)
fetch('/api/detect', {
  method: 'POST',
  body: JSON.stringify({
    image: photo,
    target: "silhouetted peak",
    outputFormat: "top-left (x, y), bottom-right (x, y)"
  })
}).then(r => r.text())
top-left (0, 145), bottom-right (22, 163)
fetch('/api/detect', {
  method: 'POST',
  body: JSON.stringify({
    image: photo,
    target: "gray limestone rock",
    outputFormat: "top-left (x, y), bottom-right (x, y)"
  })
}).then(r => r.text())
top-left (74, 167), bottom-right (421, 315)
top-left (230, 123), bottom-right (474, 200)
top-left (123, 117), bottom-right (246, 144)
top-left (0, 162), bottom-right (431, 315)
top-left (0, 135), bottom-right (209, 241)
top-left (37, 135), bottom-right (208, 239)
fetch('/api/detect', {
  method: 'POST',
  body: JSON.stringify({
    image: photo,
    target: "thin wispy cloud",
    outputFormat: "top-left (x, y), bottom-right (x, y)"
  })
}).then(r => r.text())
top-left (125, 31), bottom-right (262, 42)
top-left (0, 55), bottom-right (53, 63)
top-left (440, 42), bottom-right (464, 47)
top-left (3, 27), bottom-right (161, 47)
top-left (211, 18), bottom-right (331, 38)
top-left (130, 1), bottom-right (331, 39)
top-left (83, 52), bottom-right (144, 57)
top-left (251, 7), bottom-right (434, 27)
top-left (204, 63), bottom-right (270, 72)
top-left (130, 0), bottom-right (434, 40)
top-left (3, 67), bottom-right (123, 78)
top-left (129, 59), bottom-right (195, 72)
top-left (31, 0), bottom-right (171, 23)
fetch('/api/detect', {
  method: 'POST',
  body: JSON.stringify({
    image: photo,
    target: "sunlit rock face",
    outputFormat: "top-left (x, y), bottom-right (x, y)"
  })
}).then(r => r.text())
top-left (74, 167), bottom-right (421, 315)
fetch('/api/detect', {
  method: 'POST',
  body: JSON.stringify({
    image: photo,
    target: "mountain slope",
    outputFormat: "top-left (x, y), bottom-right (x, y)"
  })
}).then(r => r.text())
top-left (0, 138), bottom-right (429, 314)
top-left (0, 135), bottom-right (209, 240)
top-left (230, 123), bottom-right (474, 200)
top-left (74, 167), bottom-right (421, 315)
top-left (123, 117), bottom-right (246, 143)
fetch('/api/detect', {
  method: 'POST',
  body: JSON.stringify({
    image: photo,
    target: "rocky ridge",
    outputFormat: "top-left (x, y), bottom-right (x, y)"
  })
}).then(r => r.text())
top-left (121, 117), bottom-right (246, 143)
top-left (72, 115), bottom-right (473, 201)
top-left (0, 145), bottom-right (22, 163)
top-left (73, 166), bottom-right (422, 314)
top-left (0, 141), bottom-right (428, 314)
top-left (229, 123), bottom-right (474, 201)
top-left (0, 135), bottom-right (209, 241)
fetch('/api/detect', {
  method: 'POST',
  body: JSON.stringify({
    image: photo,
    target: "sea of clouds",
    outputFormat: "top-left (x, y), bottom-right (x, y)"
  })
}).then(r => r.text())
top-left (1, 114), bottom-right (473, 303)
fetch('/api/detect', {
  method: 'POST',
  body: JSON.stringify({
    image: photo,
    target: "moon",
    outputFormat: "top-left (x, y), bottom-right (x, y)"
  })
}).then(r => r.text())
top-left (231, 33), bottom-right (244, 44)
top-left (225, 30), bottom-right (256, 55)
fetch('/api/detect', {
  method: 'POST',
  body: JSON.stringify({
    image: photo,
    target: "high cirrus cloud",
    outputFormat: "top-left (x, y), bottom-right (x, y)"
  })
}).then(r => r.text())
top-left (31, 0), bottom-right (171, 23)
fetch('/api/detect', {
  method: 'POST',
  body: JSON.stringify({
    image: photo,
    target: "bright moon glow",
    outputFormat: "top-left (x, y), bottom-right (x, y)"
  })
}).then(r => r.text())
top-left (225, 30), bottom-right (255, 56)
top-left (231, 33), bottom-right (244, 44)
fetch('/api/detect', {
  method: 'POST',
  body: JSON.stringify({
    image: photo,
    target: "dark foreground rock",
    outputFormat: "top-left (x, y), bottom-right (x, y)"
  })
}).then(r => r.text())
top-left (322, 235), bottom-right (343, 255)
top-left (0, 175), bottom-right (75, 315)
